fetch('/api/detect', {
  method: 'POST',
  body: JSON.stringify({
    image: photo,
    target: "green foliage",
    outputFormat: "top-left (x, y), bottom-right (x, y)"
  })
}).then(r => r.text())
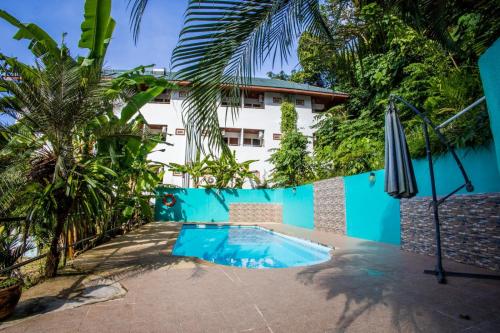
top-left (0, 277), bottom-right (20, 289)
top-left (168, 151), bottom-right (259, 189)
top-left (270, 102), bottom-right (312, 186)
top-left (308, 1), bottom-right (492, 177)
top-left (204, 151), bottom-right (259, 189)
top-left (0, 0), bottom-right (170, 278)
top-left (268, 131), bottom-right (312, 187)
top-left (79, 0), bottom-right (115, 62)
top-left (0, 222), bottom-right (33, 279)
top-left (280, 102), bottom-right (298, 133)
top-left (168, 151), bottom-right (210, 188)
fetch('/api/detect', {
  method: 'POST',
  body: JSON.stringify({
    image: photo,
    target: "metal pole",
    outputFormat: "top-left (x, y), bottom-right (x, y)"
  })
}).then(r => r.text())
top-left (436, 96), bottom-right (486, 129)
top-left (423, 122), bottom-right (446, 284)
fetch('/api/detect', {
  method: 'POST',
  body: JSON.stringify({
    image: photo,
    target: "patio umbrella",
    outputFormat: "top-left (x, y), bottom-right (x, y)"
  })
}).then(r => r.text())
top-left (384, 101), bottom-right (418, 199)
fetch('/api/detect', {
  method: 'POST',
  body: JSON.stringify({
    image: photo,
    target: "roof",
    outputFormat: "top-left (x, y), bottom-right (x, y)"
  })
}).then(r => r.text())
top-left (103, 69), bottom-right (348, 100)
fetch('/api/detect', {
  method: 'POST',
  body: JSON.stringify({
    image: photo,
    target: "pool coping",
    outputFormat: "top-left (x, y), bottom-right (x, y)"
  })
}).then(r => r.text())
top-left (164, 222), bottom-right (335, 269)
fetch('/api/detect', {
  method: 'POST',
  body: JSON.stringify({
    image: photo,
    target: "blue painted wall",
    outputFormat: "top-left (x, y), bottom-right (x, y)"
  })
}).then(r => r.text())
top-left (282, 184), bottom-right (314, 229)
top-left (479, 38), bottom-right (500, 175)
top-left (155, 185), bottom-right (314, 228)
top-left (344, 144), bottom-right (500, 245)
top-left (413, 145), bottom-right (500, 196)
top-left (344, 170), bottom-right (401, 245)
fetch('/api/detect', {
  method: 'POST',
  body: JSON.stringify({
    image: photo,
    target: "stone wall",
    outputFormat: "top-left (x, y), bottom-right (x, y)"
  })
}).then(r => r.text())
top-left (313, 177), bottom-right (346, 234)
top-left (229, 203), bottom-right (282, 223)
top-left (401, 193), bottom-right (500, 271)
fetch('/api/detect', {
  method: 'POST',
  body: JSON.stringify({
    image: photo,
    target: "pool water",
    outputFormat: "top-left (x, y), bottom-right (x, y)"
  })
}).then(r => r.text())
top-left (172, 224), bottom-right (332, 268)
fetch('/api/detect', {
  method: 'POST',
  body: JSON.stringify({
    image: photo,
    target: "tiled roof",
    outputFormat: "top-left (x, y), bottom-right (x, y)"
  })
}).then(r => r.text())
top-left (103, 69), bottom-right (347, 96)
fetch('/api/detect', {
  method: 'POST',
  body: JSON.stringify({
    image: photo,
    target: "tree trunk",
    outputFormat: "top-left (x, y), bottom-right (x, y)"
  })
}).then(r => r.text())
top-left (44, 208), bottom-right (68, 278)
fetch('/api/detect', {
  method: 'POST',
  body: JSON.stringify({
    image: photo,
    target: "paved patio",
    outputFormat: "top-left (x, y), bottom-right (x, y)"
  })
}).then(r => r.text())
top-left (2, 222), bottom-right (500, 332)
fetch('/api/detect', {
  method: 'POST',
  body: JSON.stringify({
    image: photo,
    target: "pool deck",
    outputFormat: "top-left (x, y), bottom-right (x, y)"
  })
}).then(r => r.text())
top-left (2, 222), bottom-right (500, 332)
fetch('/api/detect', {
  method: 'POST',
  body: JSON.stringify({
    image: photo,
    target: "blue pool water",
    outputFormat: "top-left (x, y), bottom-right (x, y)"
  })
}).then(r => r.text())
top-left (172, 224), bottom-right (332, 268)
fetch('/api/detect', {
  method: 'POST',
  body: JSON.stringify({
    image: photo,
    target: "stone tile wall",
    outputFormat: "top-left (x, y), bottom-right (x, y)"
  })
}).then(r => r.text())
top-left (313, 177), bottom-right (346, 234)
top-left (401, 193), bottom-right (500, 271)
top-left (229, 203), bottom-right (282, 223)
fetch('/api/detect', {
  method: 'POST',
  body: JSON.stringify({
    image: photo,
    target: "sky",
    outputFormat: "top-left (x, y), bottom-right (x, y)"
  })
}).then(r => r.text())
top-left (0, 0), bottom-right (300, 125)
top-left (0, 0), bottom-right (299, 75)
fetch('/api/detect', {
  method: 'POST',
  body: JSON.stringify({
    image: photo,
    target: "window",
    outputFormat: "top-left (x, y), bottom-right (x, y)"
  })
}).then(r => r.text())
top-left (221, 128), bottom-right (241, 146)
top-left (243, 91), bottom-right (264, 109)
top-left (173, 171), bottom-right (183, 177)
top-left (153, 89), bottom-right (171, 103)
top-left (272, 96), bottom-right (282, 104)
top-left (175, 128), bottom-right (185, 135)
top-left (228, 137), bottom-right (239, 146)
top-left (312, 98), bottom-right (326, 112)
top-left (145, 124), bottom-right (168, 141)
top-left (273, 133), bottom-right (282, 140)
top-left (243, 129), bottom-right (264, 147)
top-left (178, 90), bottom-right (189, 98)
top-left (296, 99), bottom-right (305, 106)
top-left (221, 90), bottom-right (241, 107)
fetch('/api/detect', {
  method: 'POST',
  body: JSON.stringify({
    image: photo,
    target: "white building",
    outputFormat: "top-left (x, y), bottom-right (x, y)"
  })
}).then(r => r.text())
top-left (130, 70), bottom-right (348, 188)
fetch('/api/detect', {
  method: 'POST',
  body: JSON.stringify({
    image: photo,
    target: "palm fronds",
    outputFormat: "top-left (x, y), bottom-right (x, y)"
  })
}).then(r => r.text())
top-left (170, 0), bottom-right (327, 151)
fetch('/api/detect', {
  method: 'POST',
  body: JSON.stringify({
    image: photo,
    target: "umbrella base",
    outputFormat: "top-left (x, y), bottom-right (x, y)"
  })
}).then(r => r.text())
top-left (424, 269), bottom-right (500, 283)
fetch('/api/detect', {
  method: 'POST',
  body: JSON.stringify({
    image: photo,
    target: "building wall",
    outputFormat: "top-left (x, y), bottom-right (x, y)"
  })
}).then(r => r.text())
top-left (401, 193), bottom-right (500, 271)
top-left (141, 91), bottom-right (317, 188)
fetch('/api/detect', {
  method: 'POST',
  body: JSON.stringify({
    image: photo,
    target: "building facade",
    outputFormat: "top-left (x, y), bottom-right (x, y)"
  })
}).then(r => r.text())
top-left (137, 72), bottom-right (348, 188)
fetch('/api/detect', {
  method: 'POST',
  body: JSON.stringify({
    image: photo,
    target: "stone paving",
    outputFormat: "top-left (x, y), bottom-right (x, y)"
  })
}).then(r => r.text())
top-left (1, 222), bottom-right (500, 333)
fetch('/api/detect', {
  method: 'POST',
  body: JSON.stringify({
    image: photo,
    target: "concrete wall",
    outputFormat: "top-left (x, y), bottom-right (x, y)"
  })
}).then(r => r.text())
top-left (155, 184), bottom-right (314, 229)
top-left (282, 184), bottom-right (314, 229)
top-left (344, 170), bottom-right (401, 245)
top-left (339, 144), bottom-right (500, 246)
top-left (401, 193), bottom-right (500, 271)
top-left (479, 38), bottom-right (500, 175)
top-left (412, 145), bottom-right (500, 197)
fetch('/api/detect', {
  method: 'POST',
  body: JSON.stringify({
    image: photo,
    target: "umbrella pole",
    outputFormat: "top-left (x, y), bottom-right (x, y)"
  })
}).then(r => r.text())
top-left (390, 95), bottom-right (500, 283)
top-left (422, 122), bottom-right (446, 284)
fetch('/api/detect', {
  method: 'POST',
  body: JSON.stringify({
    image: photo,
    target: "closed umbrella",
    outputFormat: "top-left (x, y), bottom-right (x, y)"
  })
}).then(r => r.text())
top-left (384, 101), bottom-right (418, 199)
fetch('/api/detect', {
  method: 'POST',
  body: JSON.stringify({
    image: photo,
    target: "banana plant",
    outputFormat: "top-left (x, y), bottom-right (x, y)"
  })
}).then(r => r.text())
top-left (0, 0), bottom-right (171, 277)
top-left (168, 151), bottom-right (210, 188)
top-left (204, 151), bottom-right (259, 189)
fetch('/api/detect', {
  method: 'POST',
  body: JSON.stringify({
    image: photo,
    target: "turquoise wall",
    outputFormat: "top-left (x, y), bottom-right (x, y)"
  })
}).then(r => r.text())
top-left (479, 38), bottom-right (500, 175)
top-left (413, 145), bottom-right (500, 196)
top-left (344, 144), bottom-right (500, 245)
top-left (282, 184), bottom-right (314, 229)
top-left (155, 185), bottom-right (314, 229)
top-left (344, 170), bottom-right (401, 245)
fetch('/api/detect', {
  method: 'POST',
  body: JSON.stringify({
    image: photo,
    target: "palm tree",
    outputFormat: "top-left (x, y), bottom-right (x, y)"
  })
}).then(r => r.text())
top-left (204, 151), bottom-right (259, 189)
top-left (0, 0), bottom-right (174, 277)
top-left (128, 0), bottom-right (499, 150)
top-left (168, 151), bottom-right (210, 188)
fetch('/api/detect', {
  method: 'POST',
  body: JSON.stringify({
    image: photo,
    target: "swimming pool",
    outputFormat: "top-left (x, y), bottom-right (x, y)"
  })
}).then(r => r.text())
top-left (172, 224), bottom-right (332, 268)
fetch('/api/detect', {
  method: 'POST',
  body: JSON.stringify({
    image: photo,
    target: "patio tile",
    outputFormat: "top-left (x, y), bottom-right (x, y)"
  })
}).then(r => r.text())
top-left (3, 223), bottom-right (499, 333)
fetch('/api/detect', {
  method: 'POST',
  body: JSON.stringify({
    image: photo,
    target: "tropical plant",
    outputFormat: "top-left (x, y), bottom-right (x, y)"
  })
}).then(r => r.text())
top-left (0, 0), bottom-right (173, 277)
top-left (307, 2), bottom-right (491, 176)
top-left (204, 151), bottom-right (259, 189)
top-left (128, 0), bottom-right (499, 153)
top-left (168, 151), bottom-right (210, 188)
top-left (0, 221), bottom-right (33, 282)
top-left (169, 151), bottom-right (259, 189)
top-left (269, 102), bottom-right (312, 186)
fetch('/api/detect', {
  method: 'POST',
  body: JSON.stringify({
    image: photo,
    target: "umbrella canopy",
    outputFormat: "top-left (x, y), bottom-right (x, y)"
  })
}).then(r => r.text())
top-left (384, 101), bottom-right (418, 199)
